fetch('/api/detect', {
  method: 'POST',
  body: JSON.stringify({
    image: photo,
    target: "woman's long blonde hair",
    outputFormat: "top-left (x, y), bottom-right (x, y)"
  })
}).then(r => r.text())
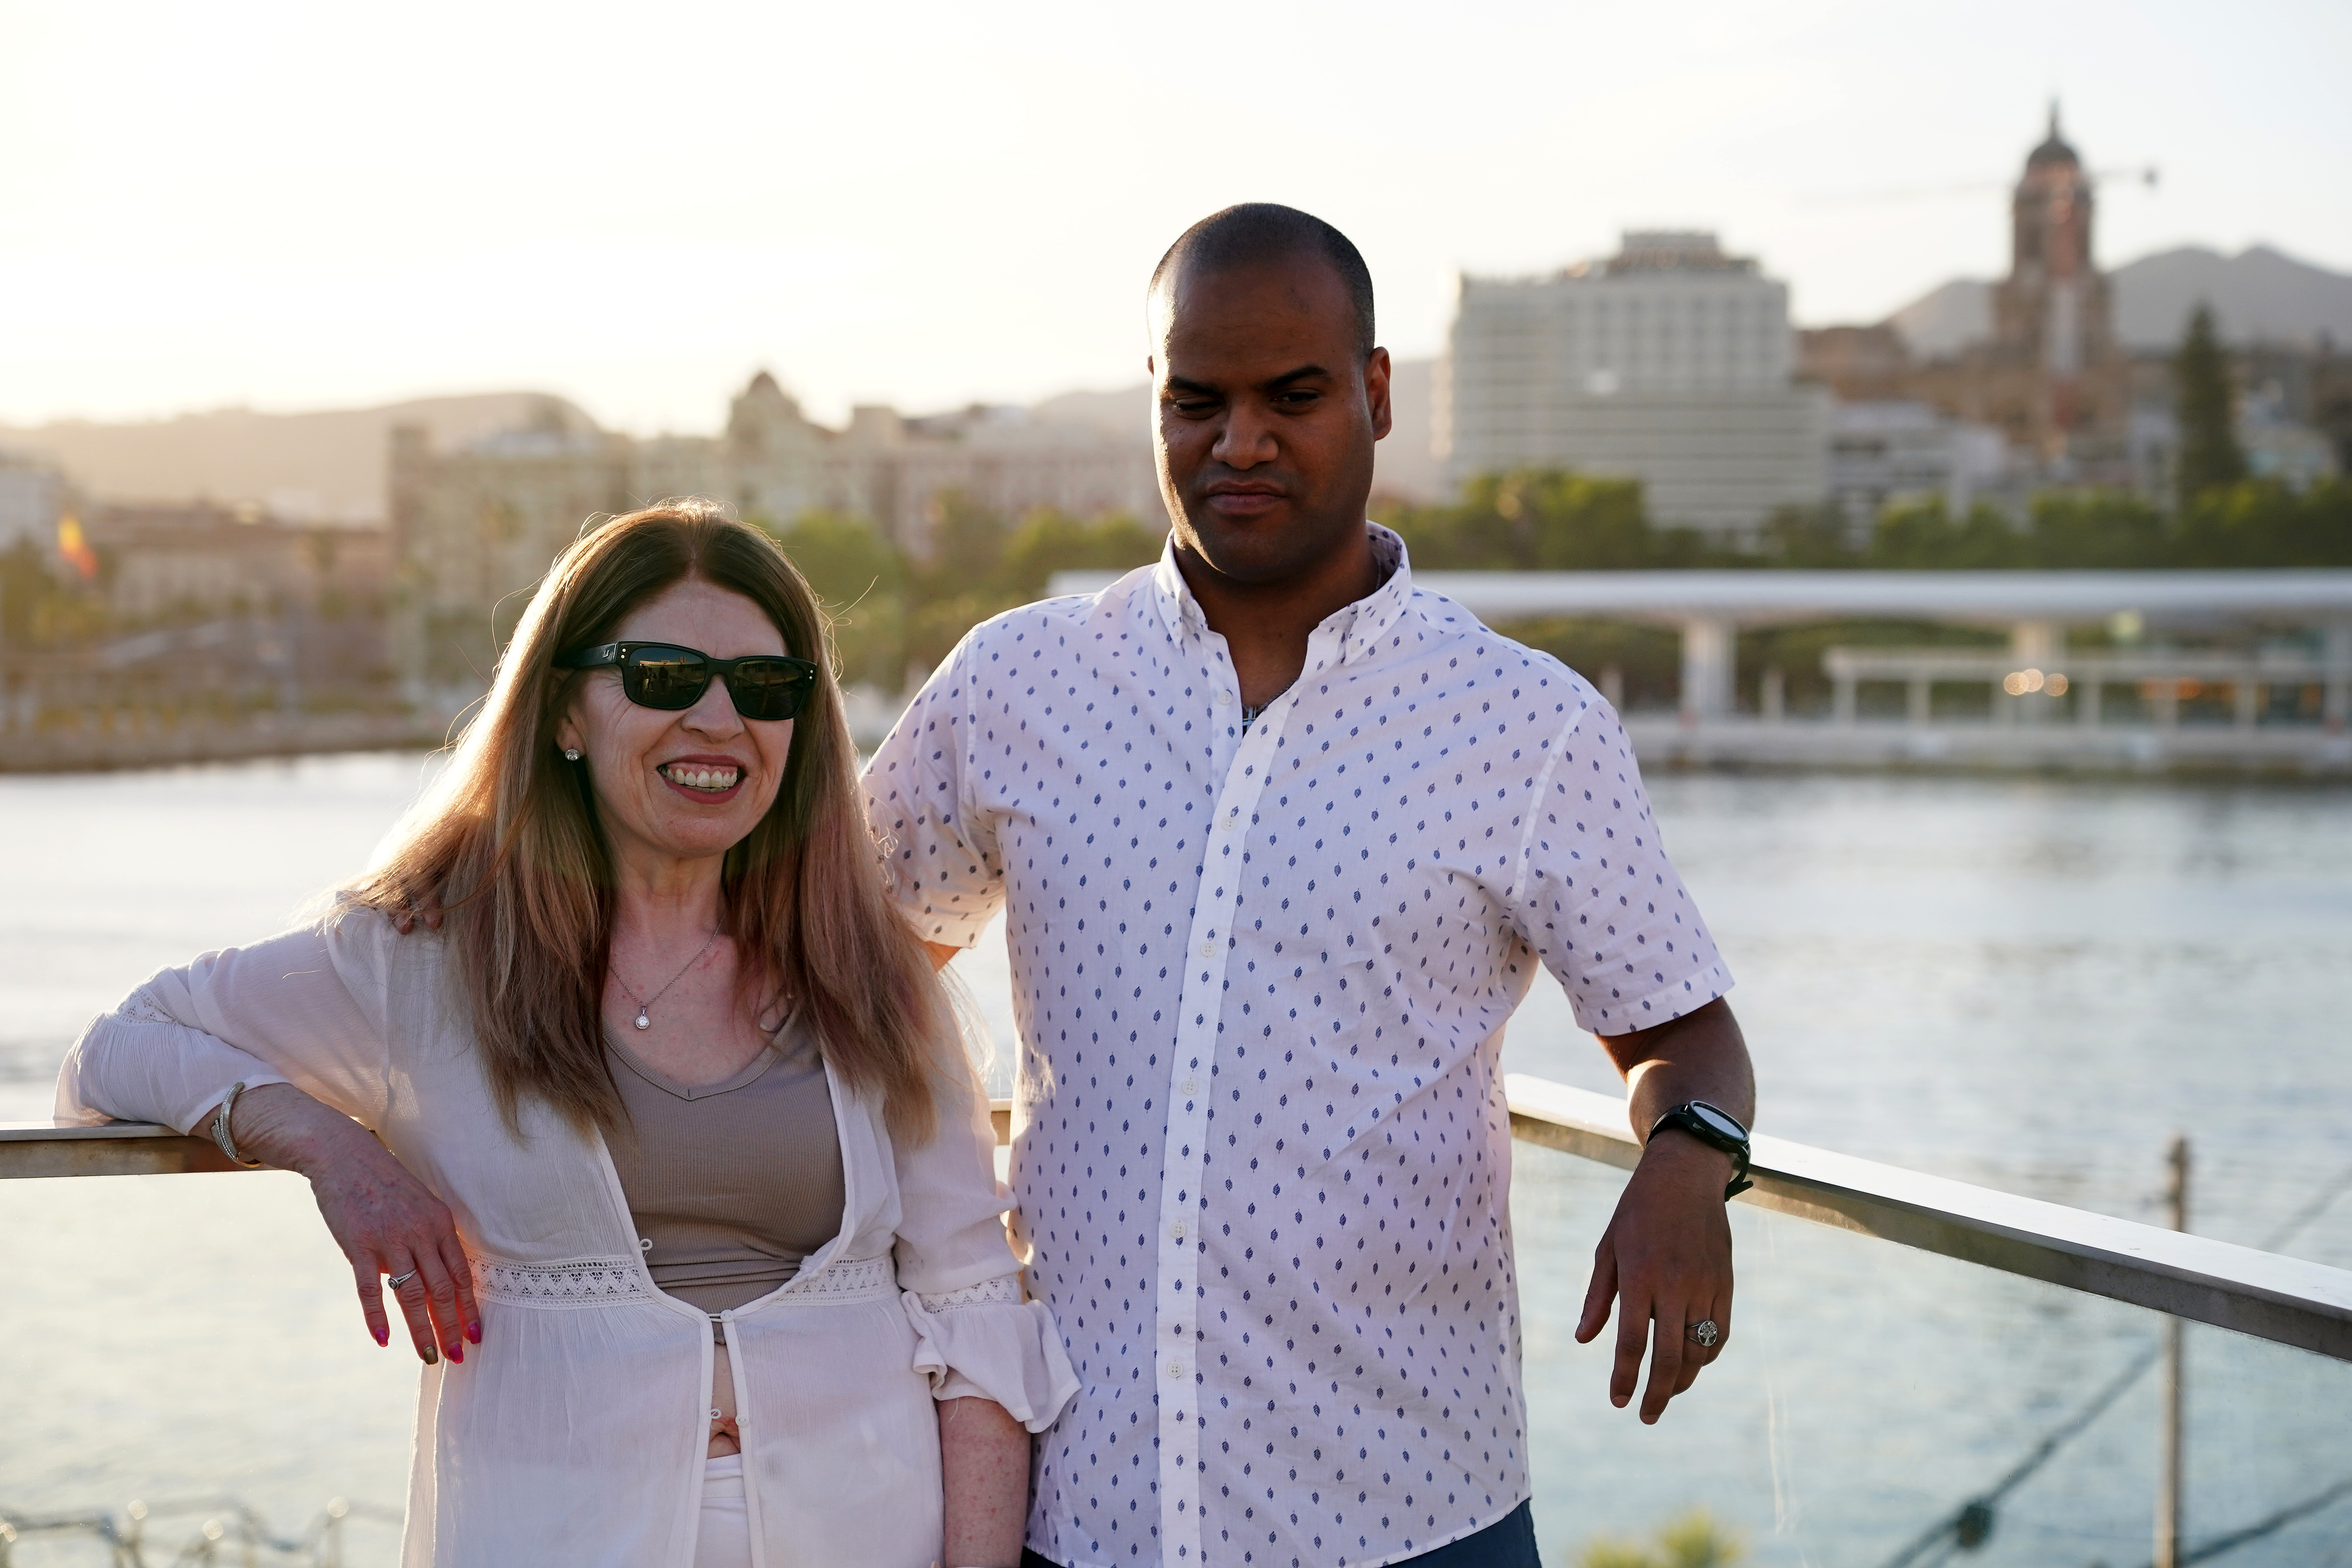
top-left (348, 501), bottom-right (947, 1142)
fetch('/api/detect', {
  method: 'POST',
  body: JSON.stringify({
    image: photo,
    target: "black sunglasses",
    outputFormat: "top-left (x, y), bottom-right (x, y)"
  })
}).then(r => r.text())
top-left (556, 642), bottom-right (821, 721)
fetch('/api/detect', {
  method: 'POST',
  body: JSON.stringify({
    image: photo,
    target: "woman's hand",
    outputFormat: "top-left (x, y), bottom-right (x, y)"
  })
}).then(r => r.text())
top-left (211, 1083), bottom-right (481, 1365)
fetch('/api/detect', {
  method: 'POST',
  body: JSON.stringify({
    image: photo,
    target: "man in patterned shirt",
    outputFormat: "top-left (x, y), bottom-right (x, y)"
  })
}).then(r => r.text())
top-left (864, 204), bottom-right (1755, 1568)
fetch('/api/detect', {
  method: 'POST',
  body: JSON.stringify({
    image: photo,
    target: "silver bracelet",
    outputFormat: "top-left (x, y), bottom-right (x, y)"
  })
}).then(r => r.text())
top-left (210, 1081), bottom-right (264, 1168)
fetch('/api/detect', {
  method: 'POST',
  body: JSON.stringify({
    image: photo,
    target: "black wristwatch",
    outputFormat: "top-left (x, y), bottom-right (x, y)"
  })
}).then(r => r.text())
top-left (1648, 1101), bottom-right (1753, 1200)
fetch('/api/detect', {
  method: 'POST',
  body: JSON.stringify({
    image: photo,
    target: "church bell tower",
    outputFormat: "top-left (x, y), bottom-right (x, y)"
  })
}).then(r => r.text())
top-left (1989, 104), bottom-right (2118, 458)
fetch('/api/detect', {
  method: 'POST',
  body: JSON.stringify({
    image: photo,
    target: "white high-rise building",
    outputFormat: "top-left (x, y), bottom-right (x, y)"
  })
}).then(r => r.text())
top-left (1437, 232), bottom-right (1827, 540)
top-left (0, 449), bottom-right (63, 550)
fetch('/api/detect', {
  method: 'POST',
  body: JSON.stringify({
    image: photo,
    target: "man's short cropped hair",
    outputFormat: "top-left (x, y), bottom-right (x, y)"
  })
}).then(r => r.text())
top-left (1150, 203), bottom-right (1377, 359)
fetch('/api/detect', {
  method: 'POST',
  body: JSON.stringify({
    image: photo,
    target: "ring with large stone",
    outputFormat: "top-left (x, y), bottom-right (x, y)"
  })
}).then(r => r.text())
top-left (1686, 1318), bottom-right (1721, 1348)
top-left (385, 1270), bottom-right (419, 1290)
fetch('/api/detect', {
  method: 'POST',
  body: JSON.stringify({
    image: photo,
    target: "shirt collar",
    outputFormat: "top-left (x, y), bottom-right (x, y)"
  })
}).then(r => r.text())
top-left (1150, 523), bottom-right (1417, 664)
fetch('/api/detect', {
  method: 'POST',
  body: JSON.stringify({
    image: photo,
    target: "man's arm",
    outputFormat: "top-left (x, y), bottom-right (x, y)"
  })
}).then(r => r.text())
top-left (1575, 996), bottom-right (1754, 1424)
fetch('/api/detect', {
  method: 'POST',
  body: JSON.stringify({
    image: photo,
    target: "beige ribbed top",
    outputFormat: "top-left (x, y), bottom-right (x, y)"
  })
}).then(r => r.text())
top-left (604, 1019), bottom-right (845, 1319)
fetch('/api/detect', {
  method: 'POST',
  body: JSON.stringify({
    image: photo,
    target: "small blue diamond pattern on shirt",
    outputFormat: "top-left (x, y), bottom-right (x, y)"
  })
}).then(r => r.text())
top-left (864, 525), bottom-right (1731, 1568)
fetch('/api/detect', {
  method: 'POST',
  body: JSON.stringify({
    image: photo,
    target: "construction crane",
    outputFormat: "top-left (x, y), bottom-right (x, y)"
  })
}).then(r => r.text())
top-left (1800, 165), bottom-right (2158, 207)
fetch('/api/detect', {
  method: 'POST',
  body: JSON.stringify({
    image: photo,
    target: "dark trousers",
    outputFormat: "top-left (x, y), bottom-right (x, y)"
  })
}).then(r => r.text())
top-left (1020, 1500), bottom-right (1541, 1568)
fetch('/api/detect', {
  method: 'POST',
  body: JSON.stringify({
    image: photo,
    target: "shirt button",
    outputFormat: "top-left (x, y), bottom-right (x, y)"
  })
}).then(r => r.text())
top-left (1181, 1077), bottom-right (1199, 1097)
top-left (1171, 1220), bottom-right (1187, 1240)
top-left (1167, 1358), bottom-right (1185, 1379)
top-left (1215, 691), bottom-right (1232, 706)
top-left (1199, 940), bottom-right (1216, 958)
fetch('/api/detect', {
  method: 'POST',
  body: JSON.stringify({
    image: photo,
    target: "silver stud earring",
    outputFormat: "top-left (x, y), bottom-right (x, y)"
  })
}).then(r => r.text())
top-left (563, 748), bottom-right (581, 761)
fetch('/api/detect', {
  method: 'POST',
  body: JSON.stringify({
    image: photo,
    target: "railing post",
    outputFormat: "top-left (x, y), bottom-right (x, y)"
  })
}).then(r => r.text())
top-left (1906, 677), bottom-right (1930, 729)
top-left (2079, 677), bottom-right (2102, 728)
top-left (1678, 617), bottom-right (1733, 724)
top-left (2234, 679), bottom-right (2259, 731)
top-left (1760, 666), bottom-right (1784, 725)
top-left (2325, 621), bottom-right (2351, 736)
top-left (2155, 1134), bottom-right (2190, 1568)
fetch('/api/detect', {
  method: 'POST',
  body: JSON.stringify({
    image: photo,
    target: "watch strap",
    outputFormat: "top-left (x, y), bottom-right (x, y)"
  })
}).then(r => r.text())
top-left (1649, 1102), bottom-right (1753, 1201)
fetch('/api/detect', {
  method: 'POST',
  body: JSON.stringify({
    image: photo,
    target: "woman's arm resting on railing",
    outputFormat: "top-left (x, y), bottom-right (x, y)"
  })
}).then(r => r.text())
top-left (1577, 996), bottom-right (1756, 1425)
top-left (203, 1082), bottom-right (480, 1368)
top-left (939, 1395), bottom-right (1029, 1567)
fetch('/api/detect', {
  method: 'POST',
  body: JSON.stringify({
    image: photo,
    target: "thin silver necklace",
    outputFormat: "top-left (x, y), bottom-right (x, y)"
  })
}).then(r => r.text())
top-left (614, 929), bottom-right (720, 1031)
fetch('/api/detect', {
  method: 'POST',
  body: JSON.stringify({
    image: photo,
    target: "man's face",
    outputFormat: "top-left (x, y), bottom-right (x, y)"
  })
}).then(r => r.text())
top-left (1151, 252), bottom-right (1391, 589)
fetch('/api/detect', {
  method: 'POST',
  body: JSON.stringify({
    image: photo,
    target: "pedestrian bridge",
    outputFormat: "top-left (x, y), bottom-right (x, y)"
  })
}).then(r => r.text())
top-left (1049, 568), bottom-right (2352, 773)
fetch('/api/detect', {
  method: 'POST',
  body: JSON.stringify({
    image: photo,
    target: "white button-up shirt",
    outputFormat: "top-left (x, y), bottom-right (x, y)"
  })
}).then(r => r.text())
top-left (864, 526), bottom-right (1731, 1568)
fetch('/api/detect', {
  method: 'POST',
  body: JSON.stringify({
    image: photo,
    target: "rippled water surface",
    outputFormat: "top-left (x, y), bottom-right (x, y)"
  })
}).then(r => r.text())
top-left (3, 756), bottom-right (2348, 1564)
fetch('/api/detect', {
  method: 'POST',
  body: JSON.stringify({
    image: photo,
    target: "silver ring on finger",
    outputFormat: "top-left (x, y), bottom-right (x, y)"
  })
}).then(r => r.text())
top-left (1686, 1318), bottom-right (1721, 1348)
top-left (385, 1269), bottom-right (419, 1290)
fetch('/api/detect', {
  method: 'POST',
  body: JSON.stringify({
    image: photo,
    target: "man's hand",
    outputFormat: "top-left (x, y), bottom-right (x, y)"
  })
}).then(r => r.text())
top-left (1575, 1132), bottom-right (1734, 1422)
top-left (1576, 996), bottom-right (1753, 1423)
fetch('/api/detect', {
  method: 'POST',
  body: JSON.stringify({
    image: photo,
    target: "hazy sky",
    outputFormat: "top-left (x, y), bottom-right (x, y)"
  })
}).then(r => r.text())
top-left (4, 0), bottom-right (2347, 434)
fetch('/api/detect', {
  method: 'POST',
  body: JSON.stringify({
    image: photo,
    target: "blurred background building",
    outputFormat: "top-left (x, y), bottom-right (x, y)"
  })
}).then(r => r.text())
top-left (1802, 108), bottom-right (2349, 501)
top-left (5, 107), bottom-right (2351, 770)
top-left (387, 373), bottom-right (1159, 702)
top-left (1438, 230), bottom-right (1828, 543)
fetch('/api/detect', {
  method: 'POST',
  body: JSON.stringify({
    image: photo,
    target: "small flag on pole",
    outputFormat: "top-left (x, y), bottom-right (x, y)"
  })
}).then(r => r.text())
top-left (57, 513), bottom-right (99, 580)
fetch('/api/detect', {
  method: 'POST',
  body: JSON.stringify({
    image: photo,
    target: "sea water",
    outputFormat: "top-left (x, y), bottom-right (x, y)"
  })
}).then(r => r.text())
top-left (2, 757), bottom-right (2347, 1564)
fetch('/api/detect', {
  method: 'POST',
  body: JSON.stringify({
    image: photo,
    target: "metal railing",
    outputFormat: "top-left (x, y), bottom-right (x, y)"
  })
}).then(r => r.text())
top-left (10, 1076), bottom-right (2349, 1362)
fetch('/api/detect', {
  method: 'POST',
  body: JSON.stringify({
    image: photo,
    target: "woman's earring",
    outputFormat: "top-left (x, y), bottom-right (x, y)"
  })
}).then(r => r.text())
top-left (563, 748), bottom-right (582, 761)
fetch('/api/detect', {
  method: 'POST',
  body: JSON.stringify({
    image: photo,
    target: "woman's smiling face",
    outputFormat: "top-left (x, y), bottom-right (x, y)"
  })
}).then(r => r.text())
top-left (555, 577), bottom-right (798, 871)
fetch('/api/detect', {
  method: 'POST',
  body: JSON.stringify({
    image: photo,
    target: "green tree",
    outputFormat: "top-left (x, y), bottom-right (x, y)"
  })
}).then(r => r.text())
top-left (2172, 476), bottom-right (2352, 568)
top-left (998, 511), bottom-right (1163, 601)
top-left (767, 510), bottom-right (906, 688)
top-left (1384, 469), bottom-right (1708, 570)
top-left (2022, 490), bottom-right (2169, 568)
top-left (0, 537), bottom-right (54, 647)
top-left (1755, 501), bottom-right (1861, 567)
top-left (1866, 498), bottom-right (2031, 568)
top-left (2173, 303), bottom-right (2246, 508)
top-left (1577, 1509), bottom-right (1746, 1568)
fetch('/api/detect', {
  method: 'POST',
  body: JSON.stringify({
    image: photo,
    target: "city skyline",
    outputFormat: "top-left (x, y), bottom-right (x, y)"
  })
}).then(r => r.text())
top-left (3, 0), bottom-right (2348, 435)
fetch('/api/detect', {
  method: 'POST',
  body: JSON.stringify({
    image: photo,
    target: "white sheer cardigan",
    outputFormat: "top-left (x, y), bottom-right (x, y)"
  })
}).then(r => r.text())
top-left (54, 907), bottom-right (1078, 1568)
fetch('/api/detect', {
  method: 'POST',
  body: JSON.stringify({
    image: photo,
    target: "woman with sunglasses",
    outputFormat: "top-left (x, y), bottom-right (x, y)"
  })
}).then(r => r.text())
top-left (56, 503), bottom-right (1076, 1568)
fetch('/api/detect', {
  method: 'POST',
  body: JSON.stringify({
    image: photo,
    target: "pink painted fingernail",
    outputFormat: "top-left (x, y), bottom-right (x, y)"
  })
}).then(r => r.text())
top-left (374, 1326), bottom-right (389, 1347)
top-left (448, 1343), bottom-right (463, 1364)
top-left (466, 1322), bottom-right (482, 1345)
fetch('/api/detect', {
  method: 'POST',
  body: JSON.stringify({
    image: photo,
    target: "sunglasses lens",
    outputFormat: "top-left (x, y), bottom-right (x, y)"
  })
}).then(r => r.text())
top-left (728, 659), bottom-right (815, 720)
top-left (623, 648), bottom-right (711, 710)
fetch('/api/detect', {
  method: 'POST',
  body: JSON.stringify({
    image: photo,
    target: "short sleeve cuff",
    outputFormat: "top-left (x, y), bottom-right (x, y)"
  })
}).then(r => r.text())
top-left (1581, 968), bottom-right (1735, 1038)
top-left (902, 1276), bottom-right (1081, 1433)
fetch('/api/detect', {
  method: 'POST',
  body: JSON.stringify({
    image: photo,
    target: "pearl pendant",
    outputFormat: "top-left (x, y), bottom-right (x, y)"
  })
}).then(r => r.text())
top-left (633, 1010), bottom-right (652, 1031)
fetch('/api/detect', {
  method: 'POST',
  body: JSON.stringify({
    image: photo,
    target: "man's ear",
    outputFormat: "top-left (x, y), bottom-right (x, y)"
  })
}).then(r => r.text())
top-left (1364, 347), bottom-right (1394, 443)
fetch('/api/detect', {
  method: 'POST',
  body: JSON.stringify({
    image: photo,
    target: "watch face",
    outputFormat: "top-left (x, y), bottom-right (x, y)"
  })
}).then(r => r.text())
top-left (1689, 1102), bottom-right (1748, 1144)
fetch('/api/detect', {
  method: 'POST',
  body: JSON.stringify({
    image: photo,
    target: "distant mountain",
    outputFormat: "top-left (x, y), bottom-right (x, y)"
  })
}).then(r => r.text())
top-left (1881, 245), bottom-right (2352, 359)
top-left (0, 392), bottom-right (598, 523)
top-left (1034, 355), bottom-right (1441, 503)
top-left (2108, 245), bottom-right (2352, 350)
top-left (1886, 279), bottom-right (1992, 359)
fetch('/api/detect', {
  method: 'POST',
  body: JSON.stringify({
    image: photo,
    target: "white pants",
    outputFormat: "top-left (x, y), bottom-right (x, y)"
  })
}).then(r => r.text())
top-left (693, 1454), bottom-right (752, 1568)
